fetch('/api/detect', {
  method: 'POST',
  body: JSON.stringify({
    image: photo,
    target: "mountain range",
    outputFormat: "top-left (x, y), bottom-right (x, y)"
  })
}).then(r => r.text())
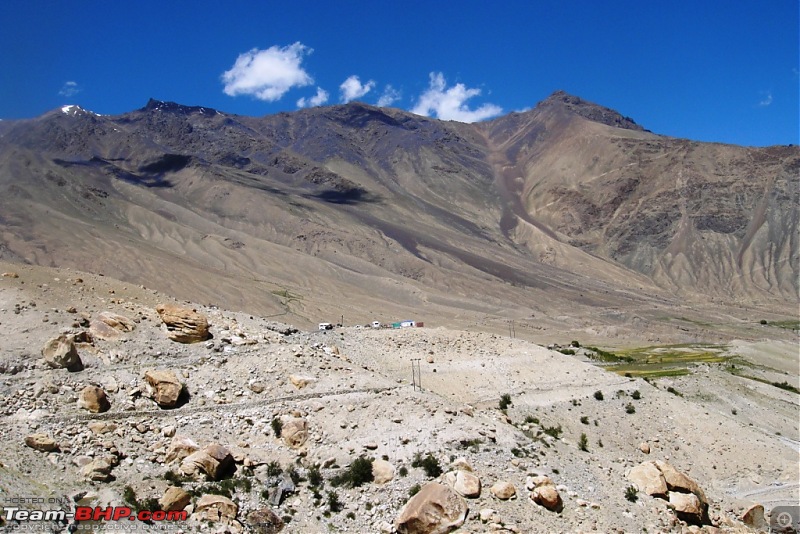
top-left (0, 91), bottom-right (796, 334)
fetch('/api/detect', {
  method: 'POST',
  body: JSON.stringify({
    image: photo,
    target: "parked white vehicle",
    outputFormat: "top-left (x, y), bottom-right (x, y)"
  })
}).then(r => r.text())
top-left (318, 323), bottom-right (332, 330)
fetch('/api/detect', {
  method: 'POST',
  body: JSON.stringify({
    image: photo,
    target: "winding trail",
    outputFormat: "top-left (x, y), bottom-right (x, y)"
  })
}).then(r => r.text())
top-left (8, 386), bottom-right (399, 424)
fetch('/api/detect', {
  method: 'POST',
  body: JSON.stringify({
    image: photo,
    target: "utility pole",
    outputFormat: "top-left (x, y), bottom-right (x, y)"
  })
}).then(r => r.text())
top-left (411, 358), bottom-right (422, 391)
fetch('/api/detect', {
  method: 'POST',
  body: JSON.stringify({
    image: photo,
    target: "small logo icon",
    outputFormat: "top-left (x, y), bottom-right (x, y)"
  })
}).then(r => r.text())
top-left (771, 506), bottom-right (799, 533)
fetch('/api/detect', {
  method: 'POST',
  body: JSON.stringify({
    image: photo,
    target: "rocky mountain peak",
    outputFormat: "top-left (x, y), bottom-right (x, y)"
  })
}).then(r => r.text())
top-left (540, 90), bottom-right (647, 132)
top-left (141, 98), bottom-right (219, 117)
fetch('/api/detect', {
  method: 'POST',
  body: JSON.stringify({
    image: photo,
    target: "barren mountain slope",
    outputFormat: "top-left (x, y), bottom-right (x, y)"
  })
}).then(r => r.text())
top-left (0, 93), bottom-right (796, 337)
top-left (479, 92), bottom-right (799, 303)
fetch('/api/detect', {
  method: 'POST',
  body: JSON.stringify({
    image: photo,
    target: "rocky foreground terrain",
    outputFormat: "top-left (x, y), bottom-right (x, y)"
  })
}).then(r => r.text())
top-left (1, 263), bottom-right (797, 533)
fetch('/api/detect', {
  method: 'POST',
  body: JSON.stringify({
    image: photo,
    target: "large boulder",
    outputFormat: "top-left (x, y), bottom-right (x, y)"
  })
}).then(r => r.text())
top-left (78, 386), bottom-right (110, 413)
top-left (144, 370), bottom-right (184, 408)
top-left (281, 418), bottom-right (308, 449)
top-left (288, 374), bottom-right (317, 389)
top-left (372, 459), bottom-right (395, 485)
top-left (655, 460), bottom-right (707, 504)
top-left (90, 312), bottom-right (135, 340)
top-left (42, 335), bottom-right (83, 371)
top-left (247, 507), bottom-right (284, 534)
top-left (24, 434), bottom-right (59, 452)
top-left (443, 470), bottom-right (481, 498)
top-left (394, 482), bottom-right (468, 534)
top-left (741, 504), bottom-right (766, 530)
top-left (156, 304), bottom-right (210, 343)
top-left (80, 458), bottom-right (114, 482)
top-left (181, 443), bottom-right (234, 480)
top-left (629, 460), bottom-right (710, 525)
top-left (490, 481), bottom-right (516, 500)
top-left (193, 494), bottom-right (238, 522)
top-left (668, 491), bottom-right (704, 525)
top-left (159, 487), bottom-right (191, 511)
top-left (627, 461), bottom-right (667, 497)
top-left (96, 311), bottom-right (136, 332)
top-left (530, 483), bottom-right (563, 512)
top-left (165, 436), bottom-right (200, 463)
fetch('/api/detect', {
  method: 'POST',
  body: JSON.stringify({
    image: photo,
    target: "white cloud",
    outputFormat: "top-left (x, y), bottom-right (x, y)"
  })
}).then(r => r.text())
top-left (377, 85), bottom-right (401, 107)
top-left (221, 43), bottom-right (313, 101)
top-left (297, 87), bottom-right (330, 108)
top-left (59, 81), bottom-right (80, 97)
top-left (757, 91), bottom-right (773, 107)
top-left (339, 75), bottom-right (375, 103)
top-left (411, 72), bottom-right (502, 123)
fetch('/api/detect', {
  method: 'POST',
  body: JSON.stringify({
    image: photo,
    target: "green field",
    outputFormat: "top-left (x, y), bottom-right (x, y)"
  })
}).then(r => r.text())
top-left (586, 343), bottom-right (729, 378)
top-left (769, 320), bottom-right (800, 331)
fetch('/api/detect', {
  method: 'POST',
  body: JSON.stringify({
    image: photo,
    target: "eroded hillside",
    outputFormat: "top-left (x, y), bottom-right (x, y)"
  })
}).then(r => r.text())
top-left (0, 92), bottom-right (796, 336)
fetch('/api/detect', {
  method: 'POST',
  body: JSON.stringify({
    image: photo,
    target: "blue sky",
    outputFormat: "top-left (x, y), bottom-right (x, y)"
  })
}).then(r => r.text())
top-left (1, 1), bottom-right (797, 146)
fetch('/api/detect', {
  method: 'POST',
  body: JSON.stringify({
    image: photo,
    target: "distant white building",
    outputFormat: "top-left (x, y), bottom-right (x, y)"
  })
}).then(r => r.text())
top-left (400, 320), bottom-right (415, 328)
top-left (371, 321), bottom-right (381, 328)
top-left (318, 323), bottom-right (332, 330)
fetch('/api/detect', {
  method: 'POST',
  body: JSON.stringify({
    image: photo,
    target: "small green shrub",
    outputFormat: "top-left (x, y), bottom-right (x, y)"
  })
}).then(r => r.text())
top-left (271, 417), bottom-right (283, 438)
top-left (580, 416), bottom-right (589, 425)
top-left (499, 394), bottom-right (512, 410)
top-left (570, 340), bottom-right (580, 348)
top-left (122, 486), bottom-right (138, 508)
top-left (223, 477), bottom-right (252, 493)
top-left (524, 415), bottom-right (539, 424)
top-left (559, 348), bottom-right (575, 355)
top-left (625, 485), bottom-right (638, 502)
top-left (459, 438), bottom-right (483, 450)
top-left (625, 403), bottom-right (636, 414)
top-left (266, 461), bottom-right (283, 478)
top-left (398, 466), bottom-right (408, 477)
top-left (759, 319), bottom-right (767, 325)
top-left (631, 390), bottom-right (641, 400)
top-left (666, 386), bottom-right (682, 397)
top-left (286, 466), bottom-right (302, 485)
top-left (412, 453), bottom-right (442, 478)
top-left (163, 470), bottom-right (191, 486)
top-left (578, 433), bottom-right (589, 452)
top-left (327, 490), bottom-right (342, 513)
top-left (773, 381), bottom-right (800, 394)
top-left (330, 456), bottom-right (374, 488)
top-left (593, 390), bottom-right (604, 401)
top-left (308, 464), bottom-right (323, 488)
top-left (191, 483), bottom-right (232, 499)
top-left (408, 484), bottom-right (421, 497)
top-left (543, 424), bottom-right (563, 439)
